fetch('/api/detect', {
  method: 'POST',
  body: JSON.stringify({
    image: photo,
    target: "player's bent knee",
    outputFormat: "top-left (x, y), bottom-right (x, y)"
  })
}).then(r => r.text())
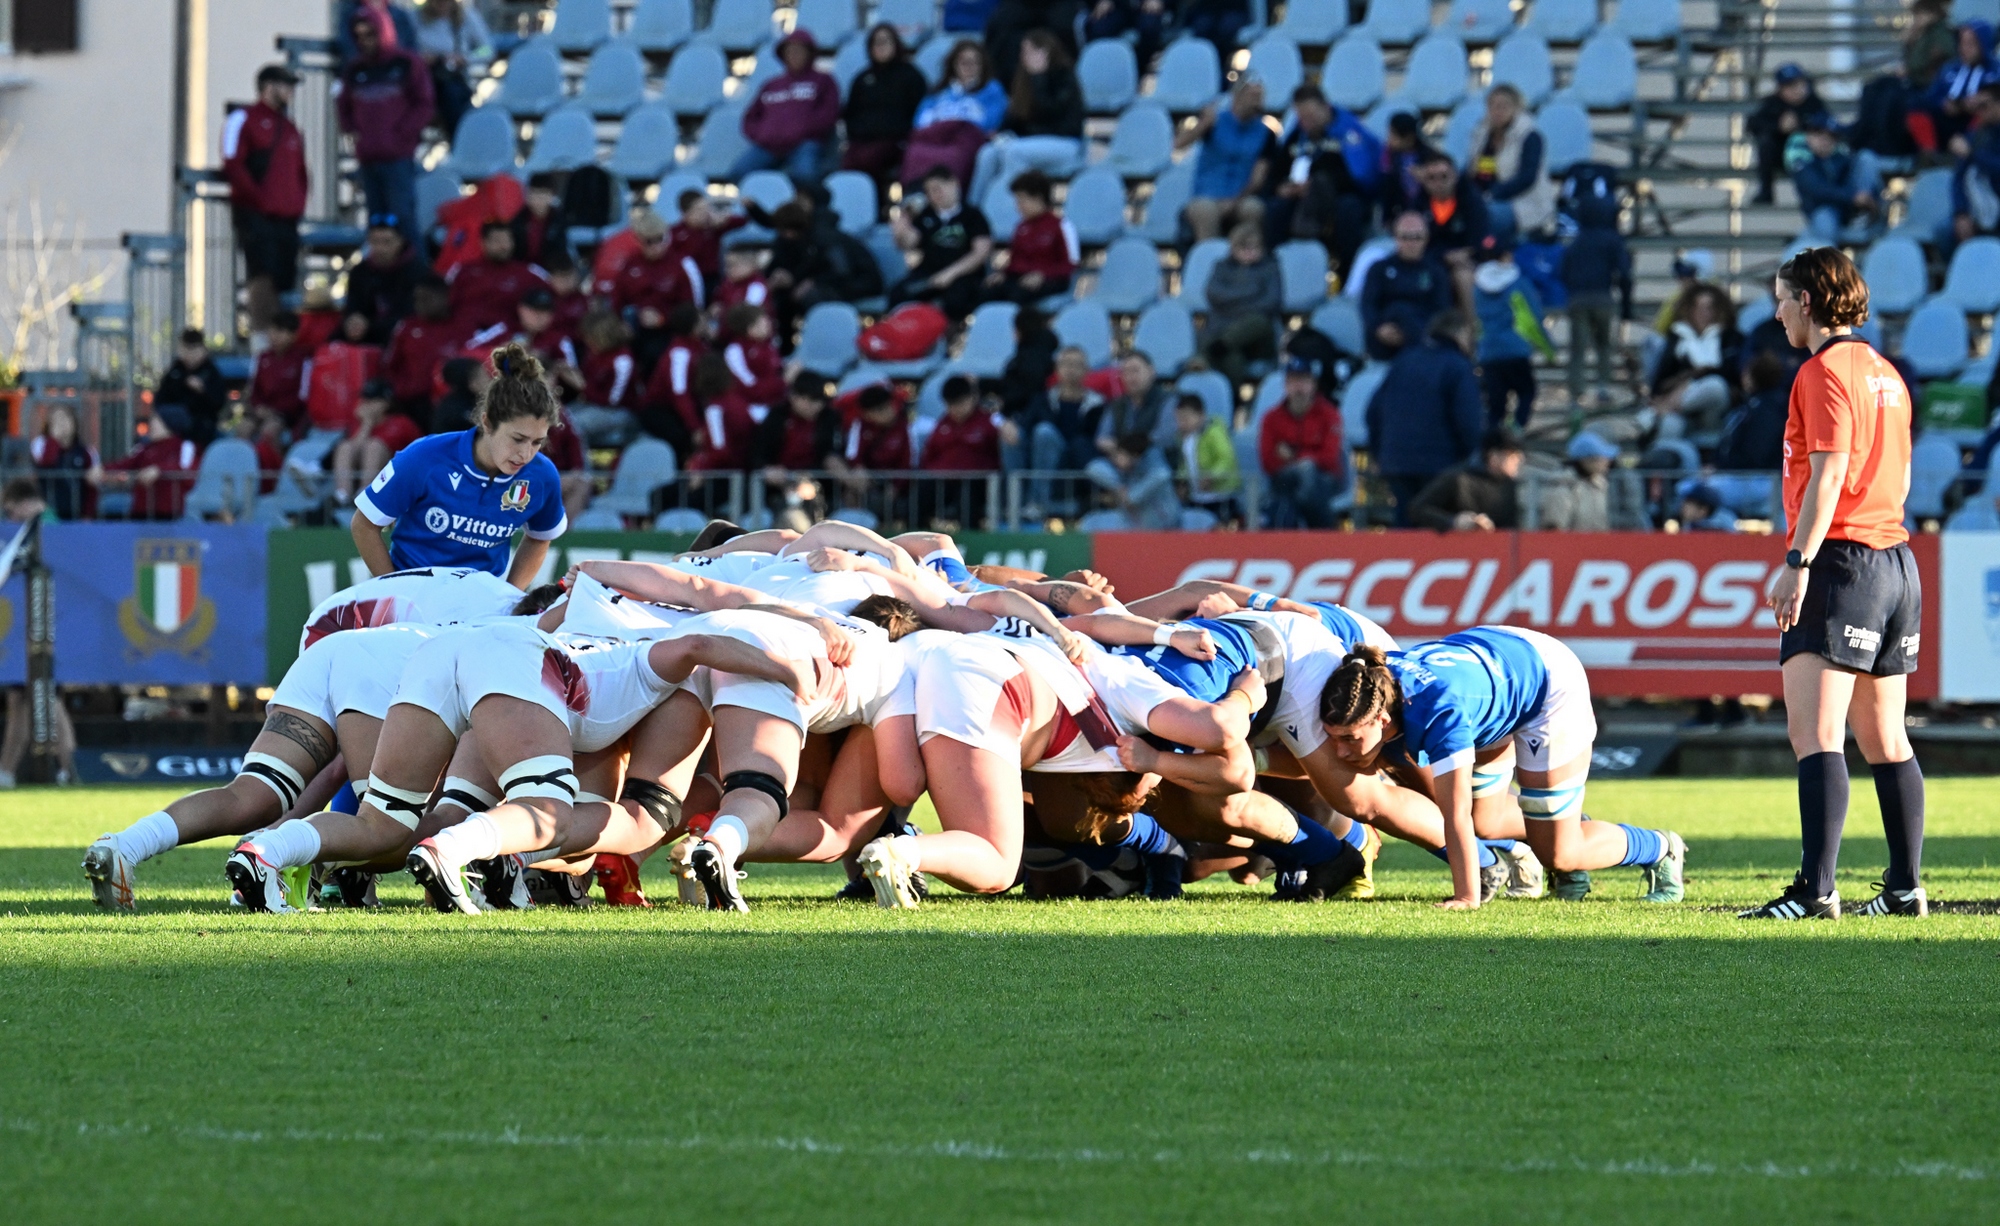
top-left (499, 755), bottom-right (579, 805)
top-left (364, 776), bottom-right (435, 831)
top-left (1519, 782), bottom-right (1586, 822)
top-left (436, 775), bottom-right (499, 815)
top-left (238, 751), bottom-right (309, 814)
top-left (720, 770), bottom-right (789, 819)
top-left (621, 777), bottom-right (684, 828)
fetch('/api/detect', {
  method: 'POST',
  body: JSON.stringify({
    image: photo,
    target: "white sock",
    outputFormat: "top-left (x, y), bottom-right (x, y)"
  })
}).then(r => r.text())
top-left (113, 812), bottom-right (181, 864)
top-left (432, 814), bottom-right (504, 869)
top-left (708, 814), bottom-right (748, 865)
top-left (253, 820), bottom-right (322, 870)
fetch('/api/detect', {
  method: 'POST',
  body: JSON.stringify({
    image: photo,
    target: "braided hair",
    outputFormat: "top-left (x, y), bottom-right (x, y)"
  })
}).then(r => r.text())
top-left (1318, 644), bottom-right (1403, 730)
top-left (479, 342), bottom-right (559, 433)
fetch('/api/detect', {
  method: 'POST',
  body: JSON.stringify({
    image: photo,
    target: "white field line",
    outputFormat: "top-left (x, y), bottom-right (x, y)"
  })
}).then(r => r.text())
top-left (0, 1117), bottom-right (1990, 1181)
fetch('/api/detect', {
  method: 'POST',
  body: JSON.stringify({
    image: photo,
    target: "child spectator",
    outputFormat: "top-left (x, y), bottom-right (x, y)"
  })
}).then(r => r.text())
top-left (1674, 482), bottom-right (1739, 532)
top-left (830, 383), bottom-right (915, 488)
top-left (918, 375), bottom-right (1002, 525)
top-left (571, 308), bottom-right (640, 447)
top-left (754, 373), bottom-right (842, 511)
top-left (1794, 113), bottom-right (1884, 243)
top-left (508, 172), bottom-right (571, 269)
top-left (720, 304), bottom-right (789, 415)
top-left (683, 353), bottom-right (757, 473)
top-left (1079, 430), bottom-right (1185, 531)
top-left (331, 378), bottom-right (420, 504)
top-left (1559, 222), bottom-right (1632, 409)
top-left (247, 310), bottom-right (311, 438)
top-left (670, 190), bottom-right (749, 288)
top-left (1203, 222), bottom-right (1283, 390)
top-left (985, 170), bottom-right (1076, 305)
top-left (716, 246), bottom-right (773, 317)
top-left (543, 254), bottom-right (590, 337)
top-left (1258, 357), bottom-right (1346, 528)
top-left (98, 403), bottom-right (202, 521)
top-left (640, 303), bottom-right (707, 459)
top-left (380, 274), bottom-right (464, 427)
top-left (735, 31), bottom-right (842, 183)
top-left (294, 285), bottom-right (343, 353)
top-left (301, 310), bottom-right (383, 461)
top-left (1173, 393), bottom-right (1240, 524)
top-left (29, 402), bottom-right (100, 520)
top-left (429, 357), bottom-right (486, 434)
top-left (513, 287), bottom-right (578, 370)
top-left (1747, 64), bottom-right (1828, 203)
top-left (1472, 243), bottom-right (1554, 430)
top-left (889, 165), bottom-right (994, 322)
top-left (541, 405), bottom-right (593, 515)
top-left (153, 329), bottom-right (229, 446)
top-left (446, 219), bottom-right (551, 331)
top-left (990, 306), bottom-right (1060, 419)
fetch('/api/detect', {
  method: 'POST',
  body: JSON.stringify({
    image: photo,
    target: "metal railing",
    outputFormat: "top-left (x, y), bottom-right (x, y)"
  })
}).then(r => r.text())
top-left (177, 169), bottom-right (240, 348)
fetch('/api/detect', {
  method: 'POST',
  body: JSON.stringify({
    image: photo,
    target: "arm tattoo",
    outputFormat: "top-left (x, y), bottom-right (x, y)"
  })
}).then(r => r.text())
top-left (1045, 583), bottom-right (1077, 615)
top-left (262, 709), bottom-right (335, 768)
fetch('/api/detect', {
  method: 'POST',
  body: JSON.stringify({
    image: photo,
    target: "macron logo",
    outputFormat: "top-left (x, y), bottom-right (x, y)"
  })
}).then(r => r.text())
top-left (448, 472), bottom-right (462, 490)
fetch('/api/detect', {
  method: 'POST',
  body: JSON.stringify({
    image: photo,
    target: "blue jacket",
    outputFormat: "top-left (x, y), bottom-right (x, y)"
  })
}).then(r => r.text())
top-left (1928, 21), bottom-right (2000, 107)
top-left (1193, 108), bottom-right (1275, 200)
top-left (1331, 109), bottom-right (1383, 192)
top-left (1365, 336), bottom-right (1486, 479)
top-left (1794, 149), bottom-right (1863, 217)
top-left (1953, 119), bottom-right (2000, 217)
top-left (1473, 262), bottom-right (1546, 363)
top-left (1359, 253), bottom-right (1452, 360)
top-left (1559, 226), bottom-right (1633, 314)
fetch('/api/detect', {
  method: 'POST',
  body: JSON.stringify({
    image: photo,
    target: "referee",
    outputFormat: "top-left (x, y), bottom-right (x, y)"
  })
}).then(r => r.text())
top-left (1745, 247), bottom-right (1926, 920)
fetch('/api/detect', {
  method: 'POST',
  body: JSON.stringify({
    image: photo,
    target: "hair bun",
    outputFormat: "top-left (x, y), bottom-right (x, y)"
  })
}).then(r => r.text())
top-left (490, 342), bottom-right (544, 384)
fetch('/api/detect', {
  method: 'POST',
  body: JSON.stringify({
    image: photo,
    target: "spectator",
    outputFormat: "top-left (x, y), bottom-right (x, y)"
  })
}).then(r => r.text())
top-left (829, 384), bottom-right (915, 509)
top-left (905, 41), bottom-right (1009, 189)
top-left (1746, 64), bottom-right (1826, 204)
top-left (544, 255), bottom-right (590, 337)
top-left (991, 31), bottom-right (1085, 189)
top-left (1003, 341), bottom-right (1100, 517)
top-left (1181, 0), bottom-right (1253, 65)
top-left (1559, 219), bottom-right (1633, 408)
top-left (1366, 309), bottom-right (1484, 525)
top-left (541, 404), bottom-right (592, 516)
top-left (1924, 20), bottom-right (2000, 150)
top-left (1742, 305), bottom-right (1810, 393)
top-left (683, 353), bottom-right (757, 475)
top-left (508, 173), bottom-right (572, 270)
top-left (984, 171), bottom-right (1077, 304)
top-left (720, 304), bottom-right (789, 416)
top-left (337, 8), bottom-right (434, 249)
top-left (1204, 222), bottom-right (1282, 390)
top-left (640, 303), bottom-right (706, 458)
top-left (335, 0), bottom-right (418, 61)
top-left (755, 373), bottom-right (842, 507)
top-left (1258, 357), bottom-right (1346, 528)
top-left (345, 216), bottom-right (421, 343)
top-left (1096, 350), bottom-right (1178, 461)
top-left (574, 308), bottom-right (641, 446)
top-left (381, 275), bottom-right (464, 426)
top-left (889, 165), bottom-right (994, 321)
top-left (295, 285), bottom-right (344, 353)
top-left (715, 246), bottom-right (772, 322)
top-left (247, 310), bottom-right (311, 440)
top-left (757, 197), bottom-right (885, 337)
top-left (610, 210), bottom-right (702, 370)
top-left (1081, 430), bottom-right (1185, 531)
top-left (222, 64), bottom-right (308, 338)
top-left (154, 329), bottom-right (229, 447)
top-left (1174, 392), bottom-right (1240, 523)
top-left (514, 287), bottom-right (578, 372)
top-left (1855, 0), bottom-right (1954, 160)
top-left (1716, 349), bottom-right (1791, 471)
top-left (447, 220), bottom-right (551, 332)
top-left (1180, 77), bottom-right (1275, 243)
top-left (1464, 84), bottom-right (1555, 246)
top-left (843, 24), bottom-right (931, 201)
top-left (1539, 430), bottom-right (1647, 531)
top-left (1378, 111), bottom-right (1440, 224)
top-left (1267, 84), bottom-right (1378, 276)
top-left (1472, 243), bottom-right (1553, 430)
top-left (97, 403), bottom-right (202, 521)
top-left (1083, 0), bottom-right (1168, 71)
top-left (1674, 482), bottom-right (1738, 532)
top-left (918, 374), bottom-right (1002, 526)
top-left (414, 0), bottom-right (492, 143)
top-left (1950, 84), bottom-right (2000, 242)
top-left (1795, 113), bottom-right (1884, 243)
top-left (984, 0), bottom-right (1080, 86)
top-left (1, 477), bottom-right (54, 528)
top-left (1651, 249), bottom-right (1712, 335)
top-left (1413, 152), bottom-right (1487, 316)
top-left (1360, 211), bottom-right (1452, 360)
top-left (1407, 428), bottom-right (1524, 532)
top-left (1648, 283), bottom-right (1742, 439)
top-left (991, 306), bottom-right (1061, 419)
top-left (29, 402), bottom-right (99, 520)
top-left (296, 311), bottom-right (384, 479)
top-left (1906, 0), bottom-right (1958, 94)
top-left (671, 190), bottom-right (749, 290)
top-left (332, 378), bottom-right (421, 504)
top-left (737, 31), bottom-right (842, 185)
top-left (428, 357), bottom-right (485, 434)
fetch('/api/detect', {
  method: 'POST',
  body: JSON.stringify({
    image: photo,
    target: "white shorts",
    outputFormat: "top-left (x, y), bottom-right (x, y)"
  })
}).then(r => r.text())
top-left (565, 638), bottom-right (682, 752)
top-left (1235, 611), bottom-right (1345, 760)
top-left (272, 624), bottom-right (434, 725)
top-left (680, 609), bottom-right (824, 734)
top-left (909, 633), bottom-right (1028, 760)
top-left (1488, 626), bottom-right (1596, 773)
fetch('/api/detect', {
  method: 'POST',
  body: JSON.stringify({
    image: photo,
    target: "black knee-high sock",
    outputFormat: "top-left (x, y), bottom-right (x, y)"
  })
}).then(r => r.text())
top-left (1798, 751), bottom-right (1849, 899)
top-left (1871, 758), bottom-right (1926, 892)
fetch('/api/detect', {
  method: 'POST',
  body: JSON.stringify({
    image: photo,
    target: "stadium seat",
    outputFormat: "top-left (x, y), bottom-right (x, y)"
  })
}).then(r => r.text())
top-left (1538, 99), bottom-right (1593, 173)
top-left (1310, 297), bottom-right (1364, 355)
top-left (606, 102), bottom-right (682, 181)
top-left (826, 170), bottom-right (878, 236)
top-left (1363, 0), bottom-right (1431, 45)
top-left (1903, 297), bottom-right (1970, 378)
top-left (1954, 0), bottom-right (2000, 25)
top-left (959, 302), bottom-right (1020, 378)
top-left (982, 176), bottom-right (1021, 238)
top-left (1054, 300), bottom-right (1115, 366)
top-left (577, 39), bottom-right (647, 117)
top-left (797, 302), bottom-right (863, 377)
top-left (497, 38), bottom-right (567, 118)
top-left (549, 0), bottom-right (612, 53)
top-left (834, 32), bottom-right (872, 91)
top-left (631, 0), bottom-right (695, 55)
top-left (1404, 33), bottom-right (1468, 110)
top-left (1086, 236), bottom-right (1163, 314)
top-left (525, 103), bottom-right (599, 173)
top-left (652, 170), bottom-right (708, 222)
top-left (1613, 0), bottom-right (1682, 43)
top-left (794, 0), bottom-right (859, 48)
top-left (1862, 235), bottom-right (1928, 315)
top-left (866, 224), bottom-right (910, 294)
top-left (1337, 361), bottom-right (1389, 446)
top-left (1148, 37), bottom-right (1221, 114)
top-left (1274, 0), bottom-right (1346, 47)
top-left (1064, 166), bottom-right (1130, 246)
top-left (596, 438), bottom-right (678, 518)
top-left (1132, 299), bottom-right (1196, 374)
top-left (1442, 91), bottom-right (1486, 164)
top-left (1527, 0), bottom-right (1598, 42)
top-left (1249, 369), bottom-right (1286, 421)
top-left (1241, 0), bottom-right (1270, 42)
top-left (686, 99), bottom-right (752, 178)
top-left (1079, 39), bottom-right (1140, 114)
top-left (839, 362), bottom-right (892, 394)
top-left (1490, 31), bottom-right (1554, 106)
top-left (1276, 240), bottom-right (1329, 313)
top-left (180, 438), bottom-right (259, 521)
top-left (1894, 167), bottom-right (1955, 242)
top-left (1446, 0), bottom-right (1513, 43)
top-left (413, 168), bottom-right (465, 233)
top-left (876, 0), bottom-right (936, 43)
top-left (1106, 103), bottom-right (1175, 180)
top-left (1176, 370), bottom-right (1234, 422)
top-left (703, 0), bottom-right (775, 52)
top-left (1246, 32), bottom-right (1304, 104)
top-left (1572, 32), bottom-right (1638, 110)
top-left (1135, 159), bottom-right (1194, 244)
top-left (1175, 237), bottom-right (1230, 305)
top-left (742, 42), bottom-right (787, 95)
top-left (1364, 91), bottom-right (1416, 138)
top-left (655, 507), bottom-right (711, 532)
top-left (663, 40), bottom-right (730, 115)
top-left (740, 169), bottom-right (798, 215)
top-left (1320, 32), bottom-right (1386, 111)
top-left (1944, 236), bottom-right (2000, 313)
top-left (446, 107), bottom-right (519, 179)
top-left (915, 36), bottom-right (955, 87)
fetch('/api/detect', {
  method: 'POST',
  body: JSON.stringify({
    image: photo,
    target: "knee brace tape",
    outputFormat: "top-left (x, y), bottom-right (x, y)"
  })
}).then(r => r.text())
top-left (620, 777), bottom-right (684, 828)
top-left (1470, 765), bottom-right (1512, 800)
top-left (239, 752), bottom-right (308, 811)
top-left (720, 770), bottom-right (789, 819)
top-left (364, 777), bottom-right (434, 831)
top-left (499, 755), bottom-right (579, 804)
top-left (436, 776), bottom-right (500, 815)
top-left (1518, 782), bottom-right (1586, 821)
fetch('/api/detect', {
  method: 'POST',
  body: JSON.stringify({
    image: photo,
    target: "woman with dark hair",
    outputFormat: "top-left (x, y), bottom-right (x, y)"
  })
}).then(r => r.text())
top-left (1647, 282), bottom-right (1743, 438)
top-left (842, 23), bottom-right (930, 200)
top-left (989, 30), bottom-right (1085, 189)
top-left (902, 40), bottom-right (1009, 188)
top-left (29, 402), bottom-right (100, 520)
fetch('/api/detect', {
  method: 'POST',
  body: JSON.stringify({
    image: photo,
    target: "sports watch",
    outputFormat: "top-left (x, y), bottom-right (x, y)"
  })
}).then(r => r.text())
top-left (1784, 548), bottom-right (1810, 570)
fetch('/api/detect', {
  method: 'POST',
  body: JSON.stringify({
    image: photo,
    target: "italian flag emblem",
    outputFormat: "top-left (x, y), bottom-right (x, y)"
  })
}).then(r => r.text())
top-left (138, 554), bottom-right (199, 633)
top-left (119, 538), bottom-right (216, 654)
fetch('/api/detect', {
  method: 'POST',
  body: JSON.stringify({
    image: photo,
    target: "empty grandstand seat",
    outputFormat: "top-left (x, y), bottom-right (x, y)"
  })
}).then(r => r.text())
top-left (1065, 166), bottom-right (1130, 246)
top-left (1148, 37), bottom-right (1221, 113)
top-left (596, 438), bottom-right (678, 518)
top-left (180, 439), bottom-right (260, 521)
top-left (866, 224), bottom-right (910, 295)
top-left (1446, 0), bottom-right (1514, 43)
top-left (1106, 103), bottom-right (1175, 179)
top-left (1079, 39), bottom-right (1140, 114)
top-left (1903, 297), bottom-right (1970, 378)
top-left (1954, 0), bottom-right (2000, 25)
top-left (632, 0), bottom-right (695, 55)
top-left (1275, 0), bottom-right (1345, 46)
top-left (982, 176), bottom-right (1022, 238)
top-left (525, 103), bottom-right (600, 173)
top-left (1527, 0), bottom-right (1598, 42)
top-left (654, 170), bottom-right (709, 221)
top-left (1086, 236), bottom-right (1163, 314)
top-left (959, 303), bottom-right (1021, 378)
top-left (1054, 300), bottom-right (1115, 366)
top-left (1538, 99), bottom-right (1593, 173)
top-left (826, 170), bottom-right (878, 235)
top-left (1944, 236), bottom-right (2000, 313)
top-left (663, 40), bottom-right (729, 115)
top-left (1175, 237), bottom-right (1230, 306)
top-left (1176, 369), bottom-right (1234, 422)
top-left (1246, 32), bottom-right (1304, 103)
top-left (607, 102), bottom-right (681, 181)
top-left (1136, 159), bottom-right (1194, 244)
top-left (1863, 235), bottom-right (1929, 315)
top-left (1364, 0), bottom-right (1431, 45)
top-left (413, 168), bottom-right (465, 234)
top-left (1276, 240), bottom-right (1329, 313)
top-left (1336, 361), bottom-right (1389, 447)
top-left (1613, 0), bottom-right (1682, 43)
top-left (1404, 33), bottom-right (1468, 110)
top-left (794, 0), bottom-right (859, 48)
top-left (577, 39), bottom-right (647, 116)
top-left (1310, 297), bottom-right (1364, 354)
top-left (1490, 30), bottom-right (1553, 105)
top-left (1572, 31), bottom-right (1638, 110)
top-left (740, 169), bottom-right (798, 213)
top-left (742, 42), bottom-right (787, 94)
top-left (797, 302), bottom-right (863, 377)
top-left (446, 107), bottom-right (519, 179)
top-left (1894, 167), bottom-right (1955, 242)
top-left (550, 0), bottom-right (612, 53)
top-left (703, 0), bottom-right (775, 52)
top-left (1248, 369), bottom-right (1287, 422)
top-left (1442, 91), bottom-right (1486, 164)
top-left (498, 38), bottom-right (567, 118)
top-left (686, 99), bottom-right (752, 178)
top-left (877, 0), bottom-right (936, 43)
top-left (1320, 32), bottom-right (1386, 111)
top-left (1133, 299), bottom-right (1196, 374)
top-left (655, 507), bottom-right (712, 532)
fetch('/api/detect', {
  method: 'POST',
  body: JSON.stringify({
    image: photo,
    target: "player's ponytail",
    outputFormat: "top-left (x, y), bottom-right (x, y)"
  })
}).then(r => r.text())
top-left (478, 342), bottom-right (558, 432)
top-left (1075, 771), bottom-right (1158, 842)
top-left (1319, 644), bottom-right (1402, 729)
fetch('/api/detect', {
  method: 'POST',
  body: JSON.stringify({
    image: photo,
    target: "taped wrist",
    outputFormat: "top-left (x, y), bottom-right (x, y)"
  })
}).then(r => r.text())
top-left (239, 752), bottom-right (308, 811)
top-left (1153, 621), bottom-right (1181, 646)
top-left (436, 775), bottom-right (500, 816)
top-left (1248, 591), bottom-right (1278, 610)
top-left (364, 777), bottom-right (434, 830)
top-left (499, 755), bottom-right (579, 804)
top-left (620, 778), bottom-right (685, 828)
top-left (720, 769), bottom-right (790, 819)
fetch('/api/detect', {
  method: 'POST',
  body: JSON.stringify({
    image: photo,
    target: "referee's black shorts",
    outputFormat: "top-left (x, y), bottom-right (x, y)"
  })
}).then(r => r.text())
top-left (1779, 539), bottom-right (1921, 676)
top-left (234, 210), bottom-right (300, 292)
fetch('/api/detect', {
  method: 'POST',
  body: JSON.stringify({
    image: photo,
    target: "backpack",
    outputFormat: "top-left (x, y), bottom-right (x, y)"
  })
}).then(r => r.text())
top-left (563, 166), bottom-right (617, 228)
top-left (1558, 162), bottom-right (1621, 231)
top-left (858, 303), bottom-right (948, 361)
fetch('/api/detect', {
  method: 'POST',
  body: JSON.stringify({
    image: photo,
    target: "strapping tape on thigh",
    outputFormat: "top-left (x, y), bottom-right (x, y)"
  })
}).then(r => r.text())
top-left (436, 775), bottom-right (499, 814)
top-left (365, 777), bottom-right (434, 830)
top-left (1518, 782), bottom-right (1586, 821)
top-left (720, 770), bottom-right (789, 819)
top-left (1471, 765), bottom-right (1513, 800)
top-left (620, 777), bottom-right (684, 827)
top-left (240, 752), bottom-right (307, 810)
top-left (499, 755), bottom-right (580, 804)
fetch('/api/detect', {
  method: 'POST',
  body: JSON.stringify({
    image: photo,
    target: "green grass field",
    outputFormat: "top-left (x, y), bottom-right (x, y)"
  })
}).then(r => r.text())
top-left (3, 779), bottom-right (1999, 1223)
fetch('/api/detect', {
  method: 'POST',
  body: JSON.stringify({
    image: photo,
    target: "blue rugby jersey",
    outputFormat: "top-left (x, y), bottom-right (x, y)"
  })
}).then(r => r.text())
top-left (354, 429), bottom-right (565, 576)
top-left (1384, 629), bottom-right (1551, 776)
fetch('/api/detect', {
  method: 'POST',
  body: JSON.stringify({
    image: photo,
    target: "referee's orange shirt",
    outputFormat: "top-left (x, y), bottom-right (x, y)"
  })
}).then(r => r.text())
top-left (1782, 335), bottom-right (1911, 549)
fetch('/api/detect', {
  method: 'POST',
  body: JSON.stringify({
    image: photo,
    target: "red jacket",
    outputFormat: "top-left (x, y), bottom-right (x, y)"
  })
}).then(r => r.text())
top-left (221, 101), bottom-right (308, 220)
top-left (644, 337), bottom-right (705, 423)
top-left (741, 42), bottom-right (840, 154)
top-left (1007, 213), bottom-right (1078, 282)
top-left (550, 288), bottom-right (590, 337)
top-left (1258, 396), bottom-right (1345, 477)
top-left (447, 258), bottom-right (551, 331)
top-left (543, 408), bottom-right (586, 472)
top-left (611, 249), bottom-right (703, 319)
top-left (723, 337), bottom-right (786, 408)
top-left (842, 415), bottom-right (913, 470)
top-left (107, 436), bottom-right (202, 519)
top-left (382, 315), bottom-right (468, 405)
top-left (687, 393), bottom-right (757, 470)
top-left (920, 408), bottom-right (1001, 471)
top-left (671, 214), bottom-right (749, 284)
top-left (715, 273), bottom-right (771, 316)
top-left (306, 341), bottom-right (382, 432)
top-left (592, 228), bottom-right (642, 297)
top-left (582, 346), bottom-right (639, 408)
top-left (336, 40), bottom-right (434, 163)
top-left (248, 345), bottom-right (310, 429)
top-left (295, 308), bottom-right (342, 354)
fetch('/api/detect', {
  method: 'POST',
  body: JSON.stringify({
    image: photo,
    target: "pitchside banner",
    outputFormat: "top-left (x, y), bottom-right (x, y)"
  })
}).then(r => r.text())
top-left (0, 565), bottom-right (23, 686)
top-left (1937, 533), bottom-right (2000, 700)
top-left (1094, 532), bottom-right (1942, 699)
top-left (45, 523), bottom-right (268, 684)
